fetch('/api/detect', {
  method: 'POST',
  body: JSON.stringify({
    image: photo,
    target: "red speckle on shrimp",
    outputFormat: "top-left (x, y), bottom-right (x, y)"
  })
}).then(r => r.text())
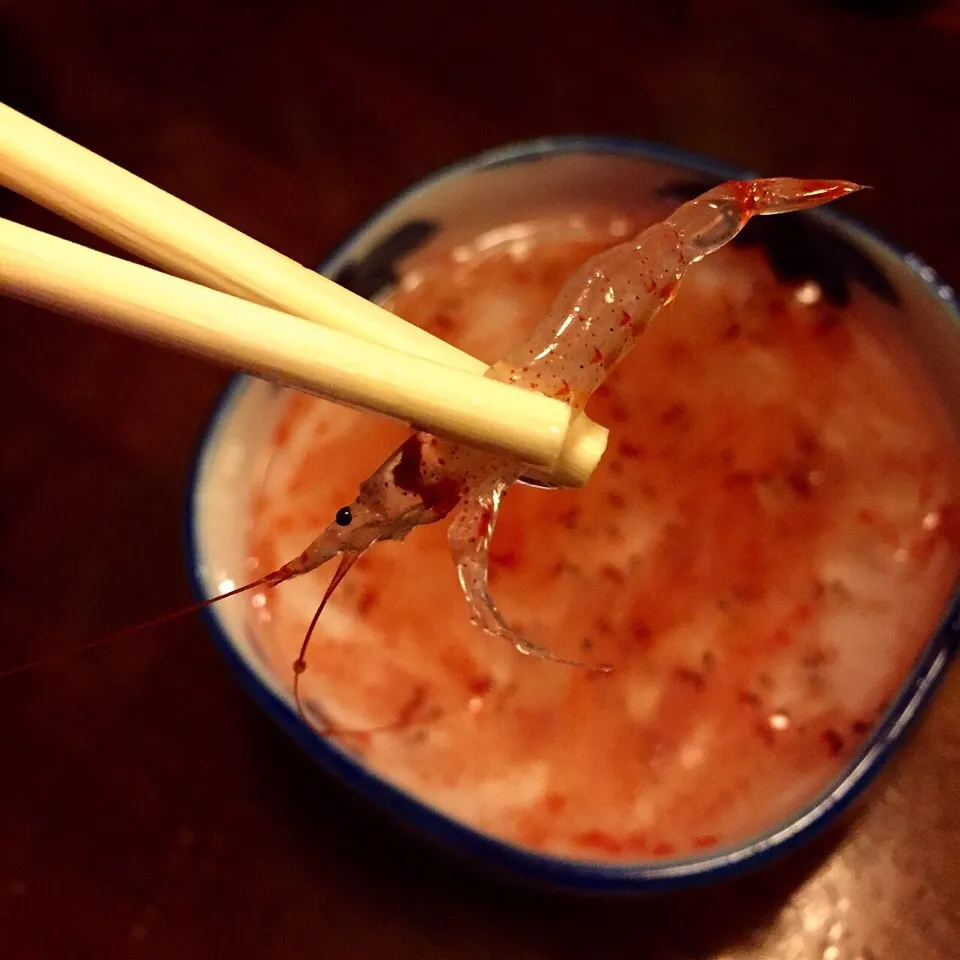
top-left (392, 436), bottom-right (461, 516)
top-left (476, 508), bottom-right (493, 540)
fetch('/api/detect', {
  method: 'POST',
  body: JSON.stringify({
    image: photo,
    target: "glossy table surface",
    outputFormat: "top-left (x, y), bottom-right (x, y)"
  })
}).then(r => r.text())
top-left (0, 1), bottom-right (958, 957)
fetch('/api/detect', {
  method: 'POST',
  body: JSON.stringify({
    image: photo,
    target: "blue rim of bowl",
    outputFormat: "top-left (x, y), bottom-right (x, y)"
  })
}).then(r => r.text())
top-left (184, 136), bottom-right (960, 894)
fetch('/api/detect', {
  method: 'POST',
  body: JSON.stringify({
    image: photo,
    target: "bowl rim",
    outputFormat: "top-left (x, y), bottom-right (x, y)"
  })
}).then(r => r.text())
top-left (184, 135), bottom-right (960, 894)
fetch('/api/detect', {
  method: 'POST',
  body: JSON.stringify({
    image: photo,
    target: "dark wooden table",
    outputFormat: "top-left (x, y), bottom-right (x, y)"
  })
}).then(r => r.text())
top-left (0, 1), bottom-right (958, 957)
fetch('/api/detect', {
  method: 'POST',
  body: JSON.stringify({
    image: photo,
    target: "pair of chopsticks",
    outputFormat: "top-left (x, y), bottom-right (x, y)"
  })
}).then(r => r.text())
top-left (0, 104), bottom-right (608, 487)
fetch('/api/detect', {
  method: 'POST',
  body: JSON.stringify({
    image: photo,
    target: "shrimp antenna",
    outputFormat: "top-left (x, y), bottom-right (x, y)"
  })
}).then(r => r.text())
top-left (0, 571), bottom-right (282, 681)
top-left (292, 551), bottom-right (358, 723)
top-left (287, 550), bottom-right (430, 740)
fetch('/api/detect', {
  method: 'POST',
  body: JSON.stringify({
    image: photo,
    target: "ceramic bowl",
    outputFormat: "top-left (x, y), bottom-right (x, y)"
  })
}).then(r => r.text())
top-left (186, 138), bottom-right (960, 894)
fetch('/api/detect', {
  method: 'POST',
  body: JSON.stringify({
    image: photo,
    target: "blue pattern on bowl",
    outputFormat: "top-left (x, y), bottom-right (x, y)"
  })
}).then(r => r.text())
top-left (331, 219), bottom-right (439, 300)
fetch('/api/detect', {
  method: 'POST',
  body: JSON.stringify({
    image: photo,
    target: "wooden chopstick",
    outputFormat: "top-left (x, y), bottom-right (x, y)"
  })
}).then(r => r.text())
top-left (0, 217), bottom-right (606, 481)
top-left (0, 102), bottom-right (608, 485)
top-left (0, 103), bottom-right (470, 367)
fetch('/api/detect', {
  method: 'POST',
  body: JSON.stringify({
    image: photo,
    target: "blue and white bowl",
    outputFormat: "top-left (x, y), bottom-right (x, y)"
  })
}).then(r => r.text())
top-left (187, 138), bottom-right (960, 894)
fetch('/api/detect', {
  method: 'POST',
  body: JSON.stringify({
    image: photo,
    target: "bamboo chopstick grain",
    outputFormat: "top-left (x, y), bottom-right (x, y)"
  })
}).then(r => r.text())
top-left (0, 103), bottom-right (471, 368)
top-left (0, 218), bottom-right (607, 483)
top-left (0, 103), bottom-right (609, 484)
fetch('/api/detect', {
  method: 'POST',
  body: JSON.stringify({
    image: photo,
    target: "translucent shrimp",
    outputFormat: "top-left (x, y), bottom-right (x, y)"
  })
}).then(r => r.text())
top-left (0, 178), bottom-right (862, 731)
top-left (242, 177), bottom-right (863, 715)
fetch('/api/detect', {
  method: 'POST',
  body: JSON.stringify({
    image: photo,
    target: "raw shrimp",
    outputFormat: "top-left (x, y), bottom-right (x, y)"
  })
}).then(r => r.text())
top-left (1, 178), bottom-right (863, 732)
top-left (238, 177), bottom-right (863, 725)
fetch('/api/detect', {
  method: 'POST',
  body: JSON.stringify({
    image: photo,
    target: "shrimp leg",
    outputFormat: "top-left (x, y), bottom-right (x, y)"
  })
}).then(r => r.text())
top-left (448, 177), bottom-right (862, 673)
top-left (448, 480), bottom-right (612, 671)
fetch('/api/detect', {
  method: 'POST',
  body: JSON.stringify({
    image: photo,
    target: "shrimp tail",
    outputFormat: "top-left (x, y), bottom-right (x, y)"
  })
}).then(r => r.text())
top-left (447, 484), bottom-right (612, 673)
top-left (749, 177), bottom-right (864, 215)
top-left (672, 178), bottom-right (864, 264)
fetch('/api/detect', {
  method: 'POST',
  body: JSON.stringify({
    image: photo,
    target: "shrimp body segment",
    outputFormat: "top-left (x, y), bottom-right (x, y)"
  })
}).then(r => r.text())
top-left (227, 179), bottom-right (863, 716)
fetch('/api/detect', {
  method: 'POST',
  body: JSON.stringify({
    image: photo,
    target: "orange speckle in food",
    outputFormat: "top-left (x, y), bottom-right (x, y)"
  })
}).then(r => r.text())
top-left (617, 440), bottom-right (646, 459)
top-left (625, 833), bottom-right (649, 853)
top-left (490, 549), bottom-right (519, 569)
top-left (274, 513), bottom-right (298, 534)
top-left (469, 676), bottom-right (493, 696)
top-left (599, 564), bottom-right (626, 585)
top-left (357, 587), bottom-right (378, 616)
top-left (272, 418), bottom-right (293, 448)
top-left (574, 830), bottom-right (623, 856)
top-left (432, 312), bottom-right (456, 334)
top-left (543, 793), bottom-right (567, 815)
top-left (822, 728), bottom-right (845, 756)
top-left (661, 402), bottom-right (689, 428)
top-left (675, 667), bottom-right (706, 691)
top-left (721, 323), bottom-right (741, 341)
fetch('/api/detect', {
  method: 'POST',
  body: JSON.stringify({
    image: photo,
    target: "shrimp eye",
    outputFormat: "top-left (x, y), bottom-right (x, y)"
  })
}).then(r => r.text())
top-left (335, 506), bottom-right (353, 527)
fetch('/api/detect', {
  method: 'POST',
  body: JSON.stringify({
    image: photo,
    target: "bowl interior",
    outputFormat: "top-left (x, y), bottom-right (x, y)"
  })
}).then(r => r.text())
top-left (189, 142), bottom-right (960, 890)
